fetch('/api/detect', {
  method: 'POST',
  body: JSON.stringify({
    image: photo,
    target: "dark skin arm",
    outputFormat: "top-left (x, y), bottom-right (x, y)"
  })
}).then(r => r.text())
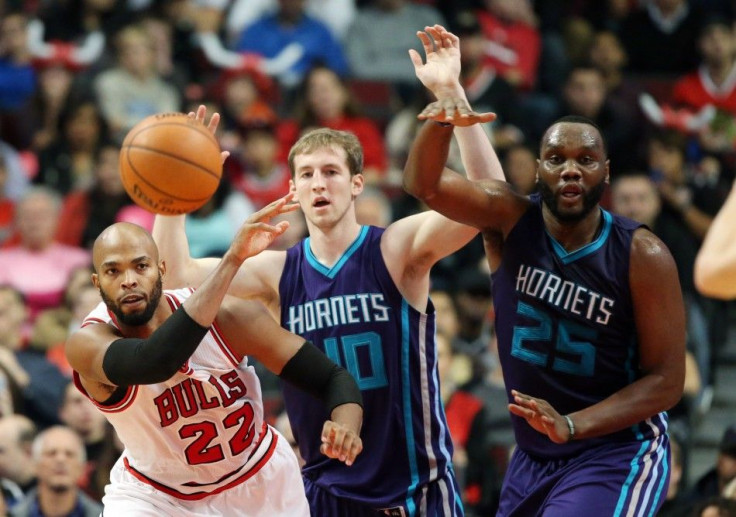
top-left (509, 229), bottom-right (686, 442)
top-left (402, 120), bottom-right (528, 252)
top-left (216, 298), bottom-right (363, 465)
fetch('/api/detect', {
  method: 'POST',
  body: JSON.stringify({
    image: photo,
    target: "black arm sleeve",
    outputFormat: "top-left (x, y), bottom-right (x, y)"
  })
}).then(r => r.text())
top-left (102, 307), bottom-right (210, 386)
top-left (279, 341), bottom-right (363, 413)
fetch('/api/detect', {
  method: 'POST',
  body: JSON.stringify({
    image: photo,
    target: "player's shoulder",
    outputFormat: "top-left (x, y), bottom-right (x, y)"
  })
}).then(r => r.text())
top-left (629, 227), bottom-right (676, 270)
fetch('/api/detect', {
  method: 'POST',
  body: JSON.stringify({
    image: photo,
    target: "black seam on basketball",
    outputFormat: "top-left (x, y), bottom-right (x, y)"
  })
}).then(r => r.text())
top-left (125, 145), bottom-right (221, 181)
top-left (124, 151), bottom-right (211, 203)
top-left (130, 120), bottom-right (220, 147)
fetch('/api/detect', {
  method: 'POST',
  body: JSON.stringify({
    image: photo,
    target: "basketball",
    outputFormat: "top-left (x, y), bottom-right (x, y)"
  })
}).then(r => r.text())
top-left (119, 113), bottom-right (222, 215)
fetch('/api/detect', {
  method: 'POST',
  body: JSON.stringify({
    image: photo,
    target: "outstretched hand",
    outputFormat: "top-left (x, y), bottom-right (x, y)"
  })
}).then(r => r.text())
top-left (409, 25), bottom-right (462, 98)
top-left (508, 389), bottom-right (570, 444)
top-left (229, 193), bottom-right (300, 262)
top-left (320, 419), bottom-right (363, 466)
top-left (189, 105), bottom-right (230, 165)
top-left (418, 98), bottom-right (496, 127)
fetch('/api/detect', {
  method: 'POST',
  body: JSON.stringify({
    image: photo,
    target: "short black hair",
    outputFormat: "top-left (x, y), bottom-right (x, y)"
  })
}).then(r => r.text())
top-left (542, 115), bottom-right (608, 156)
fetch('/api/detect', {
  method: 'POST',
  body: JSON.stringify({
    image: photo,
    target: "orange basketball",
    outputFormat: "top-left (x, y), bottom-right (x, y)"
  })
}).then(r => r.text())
top-left (119, 113), bottom-right (222, 215)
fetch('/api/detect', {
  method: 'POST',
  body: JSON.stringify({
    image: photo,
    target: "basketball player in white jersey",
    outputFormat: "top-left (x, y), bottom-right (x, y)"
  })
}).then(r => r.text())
top-left (65, 196), bottom-right (364, 516)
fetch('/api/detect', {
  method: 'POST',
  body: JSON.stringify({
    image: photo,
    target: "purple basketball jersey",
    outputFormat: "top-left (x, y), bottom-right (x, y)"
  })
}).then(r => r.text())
top-left (491, 194), bottom-right (668, 459)
top-left (279, 226), bottom-right (455, 512)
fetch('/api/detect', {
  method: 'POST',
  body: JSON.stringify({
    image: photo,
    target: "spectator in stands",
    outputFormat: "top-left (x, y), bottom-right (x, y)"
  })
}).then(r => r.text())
top-left (0, 285), bottom-right (30, 417)
top-left (0, 151), bottom-right (15, 247)
top-left (233, 0), bottom-right (349, 90)
top-left (476, 0), bottom-right (541, 92)
top-left (30, 265), bottom-right (96, 377)
top-left (609, 171), bottom-right (715, 412)
top-left (693, 497), bottom-right (736, 517)
top-left (659, 435), bottom-right (693, 517)
top-left (215, 68), bottom-right (278, 153)
top-left (94, 24), bottom-right (181, 140)
top-left (0, 415), bottom-right (37, 496)
top-left (355, 185), bottom-right (393, 227)
top-left (346, 0), bottom-right (445, 101)
top-left (450, 10), bottom-right (525, 154)
top-left (222, 0), bottom-right (356, 43)
top-left (685, 426), bottom-right (736, 512)
top-left (86, 424), bottom-right (122, 503)
top-left (0, 286), bottom-right (70, 427)
top-left (587, 29), bottom-right (644, 118)
top-left (672, 14), bottom-right (736, 154)
top-left (26, 58), bottom-right (77, 154)
top-left (56, 141), bottom-right (134, 249)
top-left (438, 330), bottom-right (500, 516)
top-left (58, 382), bottom-right (108, 496)
top-left (184, 180), bottom-right (256, 258)
top-left (0, 139), bottom-right (29, 203)
top-left (617, 0), bottom-right (703, 75)
top-left (33, 99), bottom-right (108, 196)
top-left (646, 131), bottom-right (731, 395)
top-left (9, 426), bottom-right (102, 517)
top-left (0, 188), bottom-right (89, 320)
top-left (225, 122), bottom-right (291, 210)
top-left (37, 0), bottom-right (133, 46)
top-left (502, 143), bottom-right (537, 195)
top-left (0, 11), bottom-right (36, 149)
top-left (552, 64), bottom-right (641, 172)
top-left (278, 64), bottom-right (387, 182)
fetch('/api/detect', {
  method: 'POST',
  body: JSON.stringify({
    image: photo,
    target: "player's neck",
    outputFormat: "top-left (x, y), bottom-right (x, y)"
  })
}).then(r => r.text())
top-left (306, 220), bottom-right (363, 268)
top-left (545, 207), bottom-right (603, 253)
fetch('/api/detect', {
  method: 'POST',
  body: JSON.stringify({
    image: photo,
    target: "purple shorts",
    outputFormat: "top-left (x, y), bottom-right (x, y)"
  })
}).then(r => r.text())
top-left (303, 467), bottom-right (464, 517)
top-left (498, 433), bottom-right (670, 517)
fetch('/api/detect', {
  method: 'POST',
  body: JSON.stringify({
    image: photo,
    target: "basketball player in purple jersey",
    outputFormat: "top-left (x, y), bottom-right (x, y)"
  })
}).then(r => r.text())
top-left (402, 67), bottom-right (687, 513)
top-left (153, 26), bottom-right (504, 516)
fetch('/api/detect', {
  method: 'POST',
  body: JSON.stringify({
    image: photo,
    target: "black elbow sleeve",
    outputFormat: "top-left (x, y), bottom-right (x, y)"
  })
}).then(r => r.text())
top-left (102, 307), bottom-right (210, 386)
top-left (279, 341), bottom-right (363, 413)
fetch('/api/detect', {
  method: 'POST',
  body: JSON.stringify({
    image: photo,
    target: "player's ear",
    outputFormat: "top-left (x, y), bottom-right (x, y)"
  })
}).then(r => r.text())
top-left (91, 273), bottom-right (99, 288)
top-left (351, 173), bottom-right (364, 197)
top-left (289, 179), bottom-right (296, 194)
top-left (604, 160), bottom-right (611, 183)
top-left (159, 260), bottom-right (166, 278)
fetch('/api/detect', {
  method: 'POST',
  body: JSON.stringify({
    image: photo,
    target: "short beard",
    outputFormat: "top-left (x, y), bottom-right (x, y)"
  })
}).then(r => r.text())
top-left (537, 179), bottom-right (607, 223)
top-left (100, 275), bottom-right (163, 327)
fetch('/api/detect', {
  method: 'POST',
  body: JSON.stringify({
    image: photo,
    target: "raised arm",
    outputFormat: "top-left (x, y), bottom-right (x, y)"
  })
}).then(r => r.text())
top-left (153, 106), bottom-right (284, 303)
top-left (152, 214), bottom-right (217, 289)
top-left (509, 230), bottom-right (686, 442)
top-left (409, 25), bottom-right (503, 182)
top-left (694, 181), bottom-right (736, 299)
top-left (218, 299), bottom-right (363, 466)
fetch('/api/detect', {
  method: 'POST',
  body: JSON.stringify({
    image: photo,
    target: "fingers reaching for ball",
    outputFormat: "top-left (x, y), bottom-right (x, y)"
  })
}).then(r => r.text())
top-left (228, 193), bottom-right (301, 262)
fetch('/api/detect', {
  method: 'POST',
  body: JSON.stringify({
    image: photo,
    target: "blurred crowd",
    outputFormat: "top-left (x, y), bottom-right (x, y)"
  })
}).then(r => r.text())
top-left (3, 0), bottom-right (736, 515)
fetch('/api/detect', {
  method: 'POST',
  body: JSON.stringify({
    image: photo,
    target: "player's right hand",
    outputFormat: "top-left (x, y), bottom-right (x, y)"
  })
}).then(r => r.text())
top-left (229, 193), bottom-right (300, 262)
top-left (320, 420), bottom-right (363, 466)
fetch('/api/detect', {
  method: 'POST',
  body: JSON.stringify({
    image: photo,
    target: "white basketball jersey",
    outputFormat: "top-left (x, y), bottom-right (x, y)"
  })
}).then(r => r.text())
top-left (76, 288), bottom-right (275, 500)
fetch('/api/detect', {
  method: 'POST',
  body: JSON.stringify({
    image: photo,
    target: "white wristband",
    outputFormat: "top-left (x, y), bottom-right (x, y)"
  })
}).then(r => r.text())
top-left (564, 415), bottom-right (575, 442)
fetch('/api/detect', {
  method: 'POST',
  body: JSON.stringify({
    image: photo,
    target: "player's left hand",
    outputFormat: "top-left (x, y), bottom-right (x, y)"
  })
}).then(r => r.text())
top-left (418, 98), bottom-right (496, 127)
top-left (320, 420), bottom-right (363, 466)
top-left (508, 389), bottom-right (569, 444)
top-left (189, 105), bottom-right (230, 165)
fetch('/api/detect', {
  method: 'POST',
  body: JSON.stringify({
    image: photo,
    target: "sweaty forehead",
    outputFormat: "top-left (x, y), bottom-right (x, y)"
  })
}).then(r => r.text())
top-left (544, 123), bottom-right (602, 151)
